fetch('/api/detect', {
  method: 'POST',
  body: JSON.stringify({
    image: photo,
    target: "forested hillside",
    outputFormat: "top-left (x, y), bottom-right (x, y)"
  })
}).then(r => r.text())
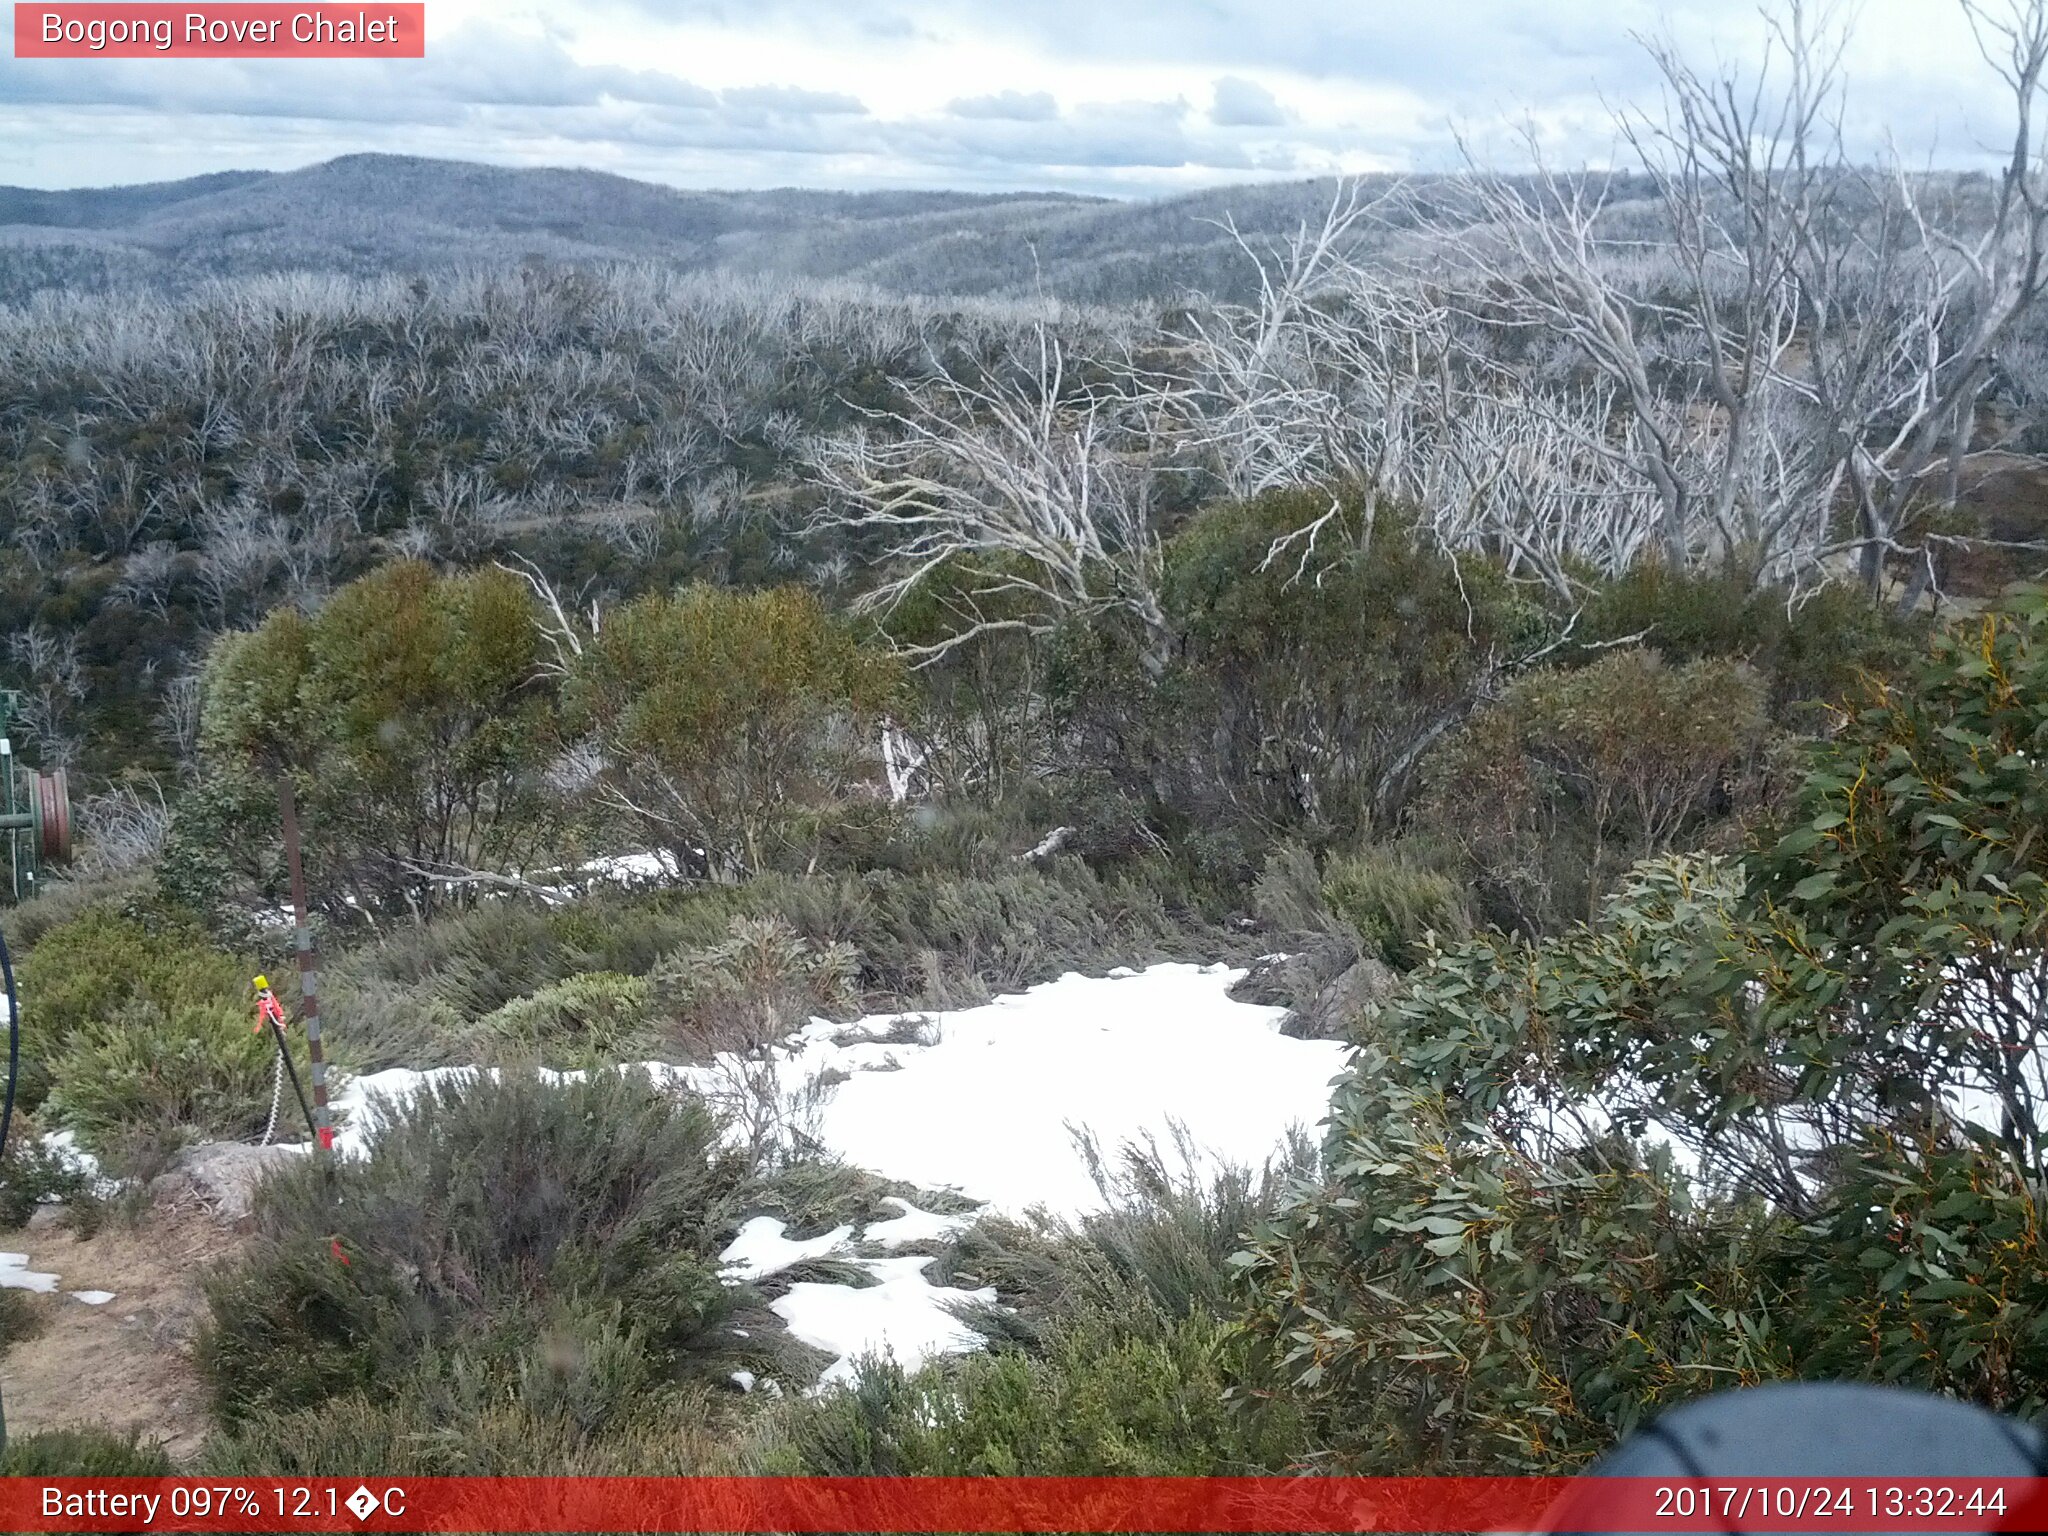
top-left (7, 0), bottom-right (2048, 1487)
top-left (0, 154), bottom-right (1403, 306)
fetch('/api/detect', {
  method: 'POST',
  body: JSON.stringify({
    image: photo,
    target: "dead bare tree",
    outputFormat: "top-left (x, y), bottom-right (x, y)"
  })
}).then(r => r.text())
top-left (809, 324), bottom-right (1173, 674)
top-left (1453, 0), bottom-right (2048, 595)
top-left (7, 622), bottom-right (88, 768)
top-left (1158, 181), bottom-right (1444, 502)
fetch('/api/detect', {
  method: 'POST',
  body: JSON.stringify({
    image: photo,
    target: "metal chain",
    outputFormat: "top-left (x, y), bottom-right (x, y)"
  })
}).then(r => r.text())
top-left (260, 1047), bottom-right (284, 1146)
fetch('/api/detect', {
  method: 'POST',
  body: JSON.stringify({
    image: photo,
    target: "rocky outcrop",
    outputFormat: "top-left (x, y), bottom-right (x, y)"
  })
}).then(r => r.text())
top-left (149, 1141), bottom-right (299, 1222)
top-left (1231, 937), bottom-right (1397, 1040)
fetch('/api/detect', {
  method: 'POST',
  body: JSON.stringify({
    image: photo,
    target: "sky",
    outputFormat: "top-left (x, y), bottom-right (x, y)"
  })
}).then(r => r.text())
top-left (0, 0), bottom-right (2019, 198)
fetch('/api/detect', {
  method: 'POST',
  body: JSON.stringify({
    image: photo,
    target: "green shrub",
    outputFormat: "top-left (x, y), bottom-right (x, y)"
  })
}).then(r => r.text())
top-left (1321, 844), bottom-right (1473, 968)
top-left (761, 1300), bottom-right (1288, 1475)
top-left (1236, 866), bottom-right (1791, 1472)
top-left (1577, 565), bottom-right (1916, 713)
top-left (0, 869), bottom-right (153, 957)
top-left (1416, 649), bottom-right (1770, 931)
top-left (1057, 494), bottom-right (1554, 844)
top-left (48, 997), bottom-right (274, 1149)
top-left (0, 1426), bottom-right (175, 1476)
top-left (479, 972), bottom-right (653, 1067)
top-left (651, 917), bottom-right (858, 1053)
top-left (17, 903), bottom-right (252, 1054)
top-left (566, 583), bottom-right (901, 879)
top-left (0, 1128), bottom-right (89, 1229)
top-left (200, 1068), bottom-right (753, 1426)
top-left (15, 903), bottom-right (274, 1151)
top-left (320, 980), bottom-right (471, 1072)
top-left (196, 561), bottom-right (562, 922)
top-left (1241, 602), bottom-right (2048, 1477)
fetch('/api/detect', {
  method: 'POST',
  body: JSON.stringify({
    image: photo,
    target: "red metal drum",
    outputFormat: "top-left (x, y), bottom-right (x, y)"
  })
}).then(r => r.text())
top-left (34, 767), bottom-right (69, 863)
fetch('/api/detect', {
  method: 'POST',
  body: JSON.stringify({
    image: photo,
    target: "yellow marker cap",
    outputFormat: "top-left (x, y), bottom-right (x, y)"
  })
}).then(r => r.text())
top-left (253, 974), bottom-right (269, 991)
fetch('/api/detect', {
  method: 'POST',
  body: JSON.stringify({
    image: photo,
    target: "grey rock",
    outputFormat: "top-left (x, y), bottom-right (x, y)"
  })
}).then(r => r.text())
top-left (25, 1203), bottom-right (66, 1233)
top-left (1285, 956), bottom-right (1398, 1041)
top-left (1229, 935), bottom-right (1354, 1011)
top-left (149, 1141), bottom-right (299, 1222)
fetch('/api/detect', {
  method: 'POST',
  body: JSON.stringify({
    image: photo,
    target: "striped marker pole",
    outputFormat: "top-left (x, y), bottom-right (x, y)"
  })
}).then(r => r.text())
top-left (277, 777), bottom-right (335, 1156)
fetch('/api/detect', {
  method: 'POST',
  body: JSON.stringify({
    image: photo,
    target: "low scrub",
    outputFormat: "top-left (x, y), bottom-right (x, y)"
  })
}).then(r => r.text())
top-left (1415, 649), bottom-right (1771, 932)
top-left (20, 903), bottom-right (274, 1155)
top-left (49, 999), bottom-right (274, 1150)
top-left (0, 1427), bottom-right (175, 1476)
top-left (479, 972), bottom-right (653, 1068)
top-left (324, 861), bottom-right (1241, 1072)
top-left (759, 1300), bottom-right (1285, 1475)
top-left (1320, 843), bottom-right (1473, 969)
top-left (203, 1395), bottom-right (733, 1477)
top-left (756, 1141), bottom-right (1310, 1476)
top-left (200, 1070), bottom-right (755, 1429)
top-left (651, 916), bottom-right (859, 1055)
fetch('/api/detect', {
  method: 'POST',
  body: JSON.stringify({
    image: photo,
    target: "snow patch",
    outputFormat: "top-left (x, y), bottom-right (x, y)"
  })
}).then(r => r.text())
top-left (578, 850), bottom-right (686, 885)
top-left (0, 1253), bottom-right (59, 1293)
top-left (772, 1254), bottom-right (996, 1390)
top-left (38, 1130), bottom-right (121, 1199)
top-left (719, 1217), bottom-right (855, 1281)
top-left (862, 1197), bottom-right (977, 1249)
top-left (69, 1290), bottom-right (115, 1306)
top-left (774, 964), bottom-right (1344, 1218)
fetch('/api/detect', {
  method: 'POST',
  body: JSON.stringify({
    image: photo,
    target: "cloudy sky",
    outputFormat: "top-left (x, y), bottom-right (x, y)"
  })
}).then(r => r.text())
top-left (0, 0), bottom-right (2015, 197)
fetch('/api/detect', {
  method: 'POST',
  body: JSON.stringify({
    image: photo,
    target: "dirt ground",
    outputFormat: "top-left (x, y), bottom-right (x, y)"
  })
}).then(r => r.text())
top-left (1, 1209), bottom-right (239, 1463)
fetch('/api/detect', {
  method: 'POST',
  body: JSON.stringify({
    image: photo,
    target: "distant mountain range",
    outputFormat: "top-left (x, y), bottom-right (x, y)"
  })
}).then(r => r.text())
top-left (0, 153), bottom-right (1418, 306)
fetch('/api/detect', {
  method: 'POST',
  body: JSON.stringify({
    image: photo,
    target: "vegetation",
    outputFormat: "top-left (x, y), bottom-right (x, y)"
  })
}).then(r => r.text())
top-left (9, 0), bottom-right (2048, 1480)
top-left (201, 1070), bottom-right (752, 1448)
top-left (568, 584), bottom-right (900, 880)
top-left (1236, 592), bottom-right (2048, 1468)
top-left (18, 903), bottom-right (273, 1154)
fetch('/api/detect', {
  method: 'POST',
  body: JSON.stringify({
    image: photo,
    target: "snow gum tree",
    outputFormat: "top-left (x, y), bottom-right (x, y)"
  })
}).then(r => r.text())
top-left (565, 584), bottom-right (901, 880)
top-left (1237, 588), bottom-right (2048, 1470)
top-left (190, 561), bottom-right (558, 920)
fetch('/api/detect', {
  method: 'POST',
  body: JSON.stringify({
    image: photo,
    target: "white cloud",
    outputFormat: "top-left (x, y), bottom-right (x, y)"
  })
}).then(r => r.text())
top-left (0, 0), bottom-right (2010, 196)
top-left (946, 90), bottom-right (1059, 121)
top-left (1209, 76), bottom-right (1285, 127)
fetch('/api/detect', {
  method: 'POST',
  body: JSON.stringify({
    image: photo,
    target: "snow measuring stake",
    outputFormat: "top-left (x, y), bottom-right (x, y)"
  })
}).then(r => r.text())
top-left (278, 777), bottom-right (337, 1155)
top-left (253, 974), bottom-right (317, 1146)
top-left (0, 690), bottom-right (72, 903)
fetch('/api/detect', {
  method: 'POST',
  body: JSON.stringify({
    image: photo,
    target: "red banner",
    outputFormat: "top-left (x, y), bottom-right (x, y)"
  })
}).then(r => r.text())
top-left (13, 5), bottom-right (425, 58)
top-left (3, 1476), bottom-right (2047, 1533)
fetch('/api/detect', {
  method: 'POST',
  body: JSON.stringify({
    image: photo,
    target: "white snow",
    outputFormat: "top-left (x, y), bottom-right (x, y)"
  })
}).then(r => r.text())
top-left (701, 965), bottom-right (1341, 1389)
top-left (773, 1254), bottom-right (997, 1390)
top-left (578, 850), bottom-right (685, 885)
top-left (68, 1290), bottom-right (115, 1306)
top-left (300, 962), bottom-right (1346, 1391)
top-left (730, 1370), bottom-right (757, 1393)
top-left (760, 965), bottom-right (1345, 1218)
top-left (318, 1065), bottom-right (482, 1160)
top-left (37, 1129), bottom-right (121, 1199)
top-left (719, 1217), bottom-right (855, 1281)
top-left (862, 1197), bottom-right (977, 1249)
top-left (0, 1253), bottom-right (59, 1293)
